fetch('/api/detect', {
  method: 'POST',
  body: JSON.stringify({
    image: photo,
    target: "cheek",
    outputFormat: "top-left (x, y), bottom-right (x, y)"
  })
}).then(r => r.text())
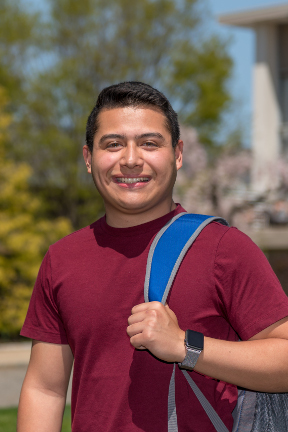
top-left (147, 154), bottom-right (175, 177)
top-left (93, 154), bottom-right (119, 176)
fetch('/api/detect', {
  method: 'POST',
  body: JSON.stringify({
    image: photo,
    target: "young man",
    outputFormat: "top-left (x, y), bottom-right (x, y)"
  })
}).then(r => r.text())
top-left (18, 82), bottom-right (288, 432)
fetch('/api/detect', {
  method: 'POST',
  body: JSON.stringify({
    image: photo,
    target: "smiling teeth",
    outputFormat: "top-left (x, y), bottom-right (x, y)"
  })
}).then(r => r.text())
top-left (117, 177), bottom-right (149, 184)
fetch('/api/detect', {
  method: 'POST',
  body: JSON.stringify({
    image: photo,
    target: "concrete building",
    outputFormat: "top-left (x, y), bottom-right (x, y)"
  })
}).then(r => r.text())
top-left (218, 4), bottom-right (288, 295)
top-left (219, 3), bottom-right (288, 193)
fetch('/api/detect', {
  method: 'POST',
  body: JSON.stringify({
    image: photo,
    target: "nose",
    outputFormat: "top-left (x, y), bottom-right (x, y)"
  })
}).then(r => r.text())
top-left (120, 142), bottom-right (143, 169)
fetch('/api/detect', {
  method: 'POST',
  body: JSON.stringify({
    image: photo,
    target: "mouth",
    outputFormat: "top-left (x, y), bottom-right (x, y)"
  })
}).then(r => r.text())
top-left (115, 177), bottom-right (150, 184)
top-left (112, 176), bottom-right (152, 188)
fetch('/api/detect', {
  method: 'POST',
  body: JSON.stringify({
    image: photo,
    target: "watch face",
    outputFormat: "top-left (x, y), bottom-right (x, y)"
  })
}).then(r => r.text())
top-left (186, 330), bottom-right (204, 350)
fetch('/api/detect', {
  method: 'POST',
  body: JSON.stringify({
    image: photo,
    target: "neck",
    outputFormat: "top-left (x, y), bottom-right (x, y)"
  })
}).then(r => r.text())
top-left (105, 200), bottom-right (177, 228)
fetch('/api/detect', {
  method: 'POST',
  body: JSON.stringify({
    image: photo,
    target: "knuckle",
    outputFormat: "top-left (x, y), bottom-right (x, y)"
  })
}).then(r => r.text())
top-left (147, 309), bottom-right (157, 319)
top-left (143, 328), bottom-right (153, 341)
top-left (147, 319), bottom-right (156, 328)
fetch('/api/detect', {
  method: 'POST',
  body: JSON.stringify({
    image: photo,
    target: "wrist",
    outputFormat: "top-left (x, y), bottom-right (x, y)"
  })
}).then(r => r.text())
top-left (178, 330), bottom-right (204, 370)
top-left (176, 329), bottom-right (186, 363)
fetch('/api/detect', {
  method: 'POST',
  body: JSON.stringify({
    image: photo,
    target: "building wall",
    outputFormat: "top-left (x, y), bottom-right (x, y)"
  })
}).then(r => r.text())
top-left (265, 250), bottom-right (288, 296)
top-left (252, 24), bottom-right (281, 193)
top-left (279, 24), bottom-right (288, 153)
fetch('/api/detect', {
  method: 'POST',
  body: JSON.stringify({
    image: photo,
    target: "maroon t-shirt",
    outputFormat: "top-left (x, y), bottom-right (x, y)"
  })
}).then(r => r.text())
top-left (21, 205), bottom-right (288, 432)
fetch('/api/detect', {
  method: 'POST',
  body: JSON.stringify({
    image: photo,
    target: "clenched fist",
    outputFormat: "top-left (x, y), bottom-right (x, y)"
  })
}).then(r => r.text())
top-left (127, 301), bottom-right (186, 363)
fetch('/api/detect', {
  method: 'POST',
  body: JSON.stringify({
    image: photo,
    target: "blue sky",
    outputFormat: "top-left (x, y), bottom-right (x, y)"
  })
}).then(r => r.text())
top-left (208, 0), bottom-right (288, 146)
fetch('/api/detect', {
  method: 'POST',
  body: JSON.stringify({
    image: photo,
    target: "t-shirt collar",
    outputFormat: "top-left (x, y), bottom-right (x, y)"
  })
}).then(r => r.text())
top-left (99, 204), bottom-right (186, 237)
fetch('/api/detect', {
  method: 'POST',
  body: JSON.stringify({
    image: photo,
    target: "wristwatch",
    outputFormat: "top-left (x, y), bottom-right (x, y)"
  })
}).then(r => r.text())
top-left (178, 330), bottom-right (204, 370)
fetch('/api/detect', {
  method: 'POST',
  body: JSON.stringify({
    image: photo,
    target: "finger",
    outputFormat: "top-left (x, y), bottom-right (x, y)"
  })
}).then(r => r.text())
top-left (131, 303), bottom-right (149, 314)
top-left (128, 311), bottom-right (147, 326)
top-left (164, 304), bottom-right (178, 323)
top-left (129, 333), bottom-right (148, 349)
top-left (131, 301), bottom-right (163, 315)
top-left (129, 305), bottom-right (163, 327)
top-left (126, 322), bottom-right (145, 337)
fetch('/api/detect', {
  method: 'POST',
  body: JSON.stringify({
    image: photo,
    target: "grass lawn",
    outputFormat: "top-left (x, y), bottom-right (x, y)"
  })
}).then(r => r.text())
top-left (0, 405), bottom-right (71, 432)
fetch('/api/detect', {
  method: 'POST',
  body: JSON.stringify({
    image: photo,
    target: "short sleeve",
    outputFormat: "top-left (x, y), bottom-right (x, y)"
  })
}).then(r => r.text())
top-left (214, 227), bottom-right (288, 340)
top-left (20, 250), bottom-right (68, 344)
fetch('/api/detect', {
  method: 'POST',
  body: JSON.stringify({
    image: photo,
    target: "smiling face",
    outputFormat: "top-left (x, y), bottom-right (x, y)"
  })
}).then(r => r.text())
top-left (83, 106), bottom-right (183, 227)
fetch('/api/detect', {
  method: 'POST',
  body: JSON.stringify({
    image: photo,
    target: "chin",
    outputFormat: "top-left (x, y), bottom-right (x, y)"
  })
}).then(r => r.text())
top-left (113, 196), bottom-right (154, 211)
top-left (118, 202), bottom-right (149, 213)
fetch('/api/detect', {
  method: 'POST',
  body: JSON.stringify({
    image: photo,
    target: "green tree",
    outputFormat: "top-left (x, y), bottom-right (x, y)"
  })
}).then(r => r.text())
top-left (0, 89), bottom-right (72, 338)
top-left (2, 0), bottom-right (232, 228)
top-left (0, 0), bottom-right (44, 112)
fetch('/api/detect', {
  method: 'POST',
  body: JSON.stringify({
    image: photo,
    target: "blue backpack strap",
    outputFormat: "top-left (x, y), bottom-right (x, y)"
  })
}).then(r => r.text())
top-left (144, 212), bottom-right (230, 432)
top-left (144, 212), bottom-right (228, 304)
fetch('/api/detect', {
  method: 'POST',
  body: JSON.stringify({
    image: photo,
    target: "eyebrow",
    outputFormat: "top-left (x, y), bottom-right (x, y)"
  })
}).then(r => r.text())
top-left (98, 132), bottom-right (165, 145)
top-left (135, 132), bottom-right (164, 141)
top-left (99, 134), bottom-right (126, 145)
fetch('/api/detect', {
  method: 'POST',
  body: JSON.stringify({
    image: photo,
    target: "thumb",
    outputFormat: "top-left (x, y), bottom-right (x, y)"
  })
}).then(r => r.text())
top-left (165, 303), bottom-right (178, 323)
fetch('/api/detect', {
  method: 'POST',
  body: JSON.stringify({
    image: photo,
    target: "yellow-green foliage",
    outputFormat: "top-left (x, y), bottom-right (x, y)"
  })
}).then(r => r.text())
top-left (0, 89), bottom-right (72, 336)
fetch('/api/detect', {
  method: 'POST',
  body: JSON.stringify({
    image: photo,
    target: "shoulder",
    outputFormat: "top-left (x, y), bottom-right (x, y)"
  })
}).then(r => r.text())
top-left (48, 218), bottom-right (102, 256)
top-left (197, 220), bottom-right (258, 252)
top-left (200, 222), bottom-right (268, 273)
top-left (213, 225), bottom-right (264, 262)
top-left (195, 220), bottom-right (232, 252)
top-left (213, 224), bottom-right (278, 288)
top-left (204, 222), bottom-right (250, 244)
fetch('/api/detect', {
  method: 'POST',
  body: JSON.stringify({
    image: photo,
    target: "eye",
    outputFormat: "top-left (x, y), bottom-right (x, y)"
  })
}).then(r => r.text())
top-left (107, 142), bottom-right (122, 149)
top-left (142, 141), bottom-right (158, 148)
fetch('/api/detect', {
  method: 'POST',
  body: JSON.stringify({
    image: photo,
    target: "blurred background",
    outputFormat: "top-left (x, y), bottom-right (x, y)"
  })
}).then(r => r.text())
top-left (0, 0), bottom-right (287, 429)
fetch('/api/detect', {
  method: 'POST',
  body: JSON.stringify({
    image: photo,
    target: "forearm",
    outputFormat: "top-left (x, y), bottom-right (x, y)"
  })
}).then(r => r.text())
top-left (17, 385), bottom-right (66, 432)
top-left (127, 302), bottom-right (288, 392)
top-left (193, 337), bottom-right (288, 392)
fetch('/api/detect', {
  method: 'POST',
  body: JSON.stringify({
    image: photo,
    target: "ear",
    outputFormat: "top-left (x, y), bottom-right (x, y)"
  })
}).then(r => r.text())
top-left (83, 145), bottom-right (92, 174)
top-left (174, 140), bottom-right (183, 171)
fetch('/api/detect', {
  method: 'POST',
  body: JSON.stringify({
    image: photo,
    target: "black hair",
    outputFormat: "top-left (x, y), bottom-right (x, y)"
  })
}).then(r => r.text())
top-left (85, 81), bottom-right (180, 152)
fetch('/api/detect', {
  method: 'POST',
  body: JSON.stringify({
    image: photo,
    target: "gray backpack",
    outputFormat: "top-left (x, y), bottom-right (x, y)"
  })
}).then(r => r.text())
top-left (144, 212), bottom-right (288, 432)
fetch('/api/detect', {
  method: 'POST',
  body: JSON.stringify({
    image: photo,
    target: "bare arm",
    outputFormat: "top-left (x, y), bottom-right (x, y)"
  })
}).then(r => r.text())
top-left (17, 341), bottom-right (74, 432)
top-left (194, 316), bottom-right (288, 392)
top-left (127, 302), bottom-right (288, 392)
